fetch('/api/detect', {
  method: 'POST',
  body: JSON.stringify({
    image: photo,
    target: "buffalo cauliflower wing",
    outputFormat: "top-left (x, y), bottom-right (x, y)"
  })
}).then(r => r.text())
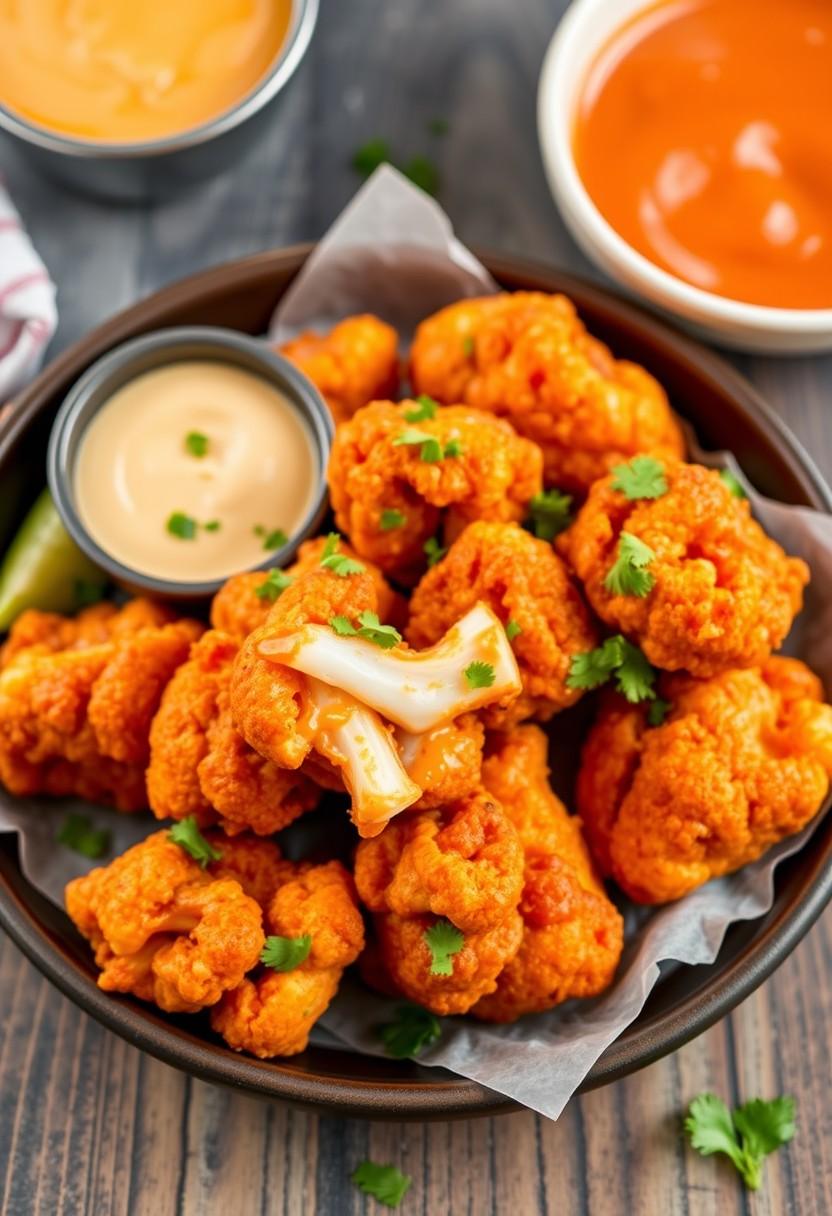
top-left (328, 399), bottom-right (543, 581)
top-left (211, 859), bottom-right (364, 1056)
top-left (473, 725), bottom-right (623, 1021)
top-left (65, 831), bottom-right (264, 1012)
top-left (576, 658), bottom-right (832, 903)
top-left (406, 521), bottom-right (597, 726)
top-left (558, 460), bottom-right (808, 676)
top-left (409, 292), bottom-right (684, 494)
top-left (279, 314), bottom-right (400, 426)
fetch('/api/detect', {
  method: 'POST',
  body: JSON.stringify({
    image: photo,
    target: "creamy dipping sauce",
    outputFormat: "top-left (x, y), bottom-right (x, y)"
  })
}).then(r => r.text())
top-left (74, 360), bottom-right (317, 583)
top-left (0, 0), bottom-right (291, 144)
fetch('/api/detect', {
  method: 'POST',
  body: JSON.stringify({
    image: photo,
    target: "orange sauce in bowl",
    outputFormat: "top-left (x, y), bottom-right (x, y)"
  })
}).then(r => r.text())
top-left (573, 0), bottom-right (832, 309)
top-left (0, 0), bottom-right (291, 144)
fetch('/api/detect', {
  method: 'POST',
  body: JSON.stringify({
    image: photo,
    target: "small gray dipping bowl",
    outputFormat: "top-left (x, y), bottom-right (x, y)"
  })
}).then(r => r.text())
top-left (47, 326), bottom-right (333, 602)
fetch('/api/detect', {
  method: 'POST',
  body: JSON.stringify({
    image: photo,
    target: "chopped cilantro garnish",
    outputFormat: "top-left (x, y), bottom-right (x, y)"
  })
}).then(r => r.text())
top-left (647, 698), bottom-right (671, 727)
top-left (203, 520), bottom-right (221, 533)
top-left (380, 1004), bottom-right (442, 1059)
top-left (720, 468), bottom-right (748, 499)
top-left (393, 428), bottom-right (443, 462)
top-left (184, 431), bottom-right (209, 458)
top-left (424, 919), bottom-right (464, 975)
top-left (610, 455), bottom-right (668, 500)
top-left (351, 1161), bottom-right (412, 1208)
top-left (260, 934), bottom-right (312, 972)
top-left (604, 532), bottom-right (656, 597)
top-left (253, 524), bottom-right (266, 537)
top-left (505, 619), bottom-right (522, 642)
top-left (685, 1093), bottom-right (796, 1191)
top-left (424, 537), bottom-right (446, 567)
top-left (462, 335), bottom-right (475, 357)
top-left (168, 816), bottom-right (221, 867)
top-left (57, 813), bottom-right (110, 860)
top-left (320, 532), bottom-right (365, 576)
top-left (404, 395), bottom-right (438, 422)
top-left (255, 569), bottom-right (293, 601)
top-left (329, 611), bottom-right (402, 649)
top-left (380, 508), bottom-right (407, 531)
top-left (351, 137), bottom-right (390, 177)
top-left (404, 155), bottom-right (439, 196)
top-left (463, 660), bottom-right (495, 689)
top-left (262, 528), bottom-right (288, 551)
top-left (166, 512), bottom-right (198, 540)
top-left (526, 489), bottom-right (573, 541)
top-left (443, 437), bottom-right (463, 458)
top-left (567, 635), bottom-right (658, 704)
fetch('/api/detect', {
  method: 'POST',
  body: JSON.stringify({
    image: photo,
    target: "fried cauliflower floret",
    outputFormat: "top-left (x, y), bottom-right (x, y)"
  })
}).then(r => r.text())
top-left (397, 713), bottom-right (484, 808)
top-left (209, 536), bottom-right (404, 641)
top-left (472, 726), bottom-right (623, 1021)
top-left (206, 834), bottom-right (286, 908)
top-left (211, 860), bottom-right (365, 1056)
top-left (0, 601), bottom-right (203, 811)
top-left (147, 630), bottom-right (319, 834)
top-left (0, 598), bottom-right (179, 667)
top-left (576, 658), bottom-right (832, 904)
top-left (355, 790), bottom-right (524, 933)
top-left (279, 314), bottom-right (400, 426)
top-left (558, 461), bottom-right (809, 676)
top-left (66, 831), bottom-right (264, 1012)
top-left (407, 522), bottom-right (597, 727)
top-left (328, 399), bottom-right (543, 581)
top-left (409, 292), bottom-right (685, 494)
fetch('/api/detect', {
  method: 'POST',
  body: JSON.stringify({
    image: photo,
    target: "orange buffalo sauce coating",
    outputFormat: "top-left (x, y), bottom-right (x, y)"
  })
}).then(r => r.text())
top-left (0, 0), bottom-right (291, 143)
top-left (574, 0), bottom-right (832, 309)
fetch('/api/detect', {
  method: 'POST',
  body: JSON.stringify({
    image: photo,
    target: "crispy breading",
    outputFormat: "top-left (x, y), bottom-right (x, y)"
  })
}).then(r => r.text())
top-left (558, 461), bottom-right (809, 676)
top-left (328, 399), bottom-right (543, 581)
top-left (406, 522), bottom-right (597, 726)
top-left (211, 860), bottom-right (364, 1056)
top-left (409, 292), bottom-right (685, 493)
top-left (65, 831), bottom-right (264, 1013)
top-left (473, 725), bottom-right (623, 1021)
top-left (576, 658), bottom-right (832, 903)
top-left (279, 314), bottom-right (400, 426)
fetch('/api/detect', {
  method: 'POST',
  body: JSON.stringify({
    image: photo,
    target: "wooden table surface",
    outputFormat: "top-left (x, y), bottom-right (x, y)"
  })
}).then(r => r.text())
top-left (1, 1), bottom-right (831, 1212)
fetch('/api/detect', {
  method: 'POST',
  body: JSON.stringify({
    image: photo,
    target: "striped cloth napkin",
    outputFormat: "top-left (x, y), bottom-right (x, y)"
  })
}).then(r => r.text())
top-left (0, 185), bottom-right (57, 407)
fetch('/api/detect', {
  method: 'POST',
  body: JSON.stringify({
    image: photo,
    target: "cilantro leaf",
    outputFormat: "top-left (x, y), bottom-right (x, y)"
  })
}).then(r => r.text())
top-left (380, 508), bottom-right (407, 531)
top-left (505, 619), bottom-right (522, 642)
top-left (260, 934), bottom-right (312, 972)
top-left (356, 610), bottom-right (402, 649)
top-left (351, 1161), bottom-right (412, 1208)
top-left (330, 614), bottom-right (358, 637)
top-left (320, 533), bottom-right (365, 576)
top-left (424, 919), bottom-right (464, 976)
top-left (462, 335), bottom-right (475, 357)
top-left (404, 155), bottom-right (439, 196)
top-left (604, 532), bottom-right (656, 597)
top-left (527, 489), bottom-right (573, 541)
top-left (464, 660), bottom-right (495, 689)
top-left (380, 1004), bottom-right (442, 1059)
top-left (262, 528), bottom-right (288, 551)
top-left (404, 395), bottom-right (438, 422)
top-left (57, 813), bottom-right (110, 860)
top-left (647, 697), bottom-right (671, 726)
top-left (610, 455), bottom-right (668, 500)
top-left (255, 569), bottom-right (293, 601)
top-left (720, 468), bottom-right (748, 499)
top-left (184, 431), bottom-right (209, 458)
top-left (166, 511), bottom-right (197, 540)
top-left (393, 428), bottom-right (443, 462)
top-left (685, 1093), bottom-right (795, 1191)
top-left (351, 138), bottom-right (390, 177)
top-left (443, 438), bottom-right (463, 458)
top-left (168, 816), bottom-right (222, 867)
top-left (567, 635), bottom-right (658, 704)
top-left (203, 520), bottom-right (221, 533)
top-left (424, 537), bottom-right (446, 567)
top-left (615, 638), bottom-right (658, 703)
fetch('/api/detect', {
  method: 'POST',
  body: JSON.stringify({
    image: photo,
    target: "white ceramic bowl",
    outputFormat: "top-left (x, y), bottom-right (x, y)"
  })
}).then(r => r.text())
top-left (537, 0), bottom-right (832, 354)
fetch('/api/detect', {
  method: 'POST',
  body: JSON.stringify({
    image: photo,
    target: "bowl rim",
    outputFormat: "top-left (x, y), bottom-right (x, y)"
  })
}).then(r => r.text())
top-left (0, 0), bottom-right (319, 159)
top-left (537, 0), bottom-right (832, 334)
top-left (45, 325), bottom-right (333, 599)
top-left (1, 243), bottom-right (831, 1119)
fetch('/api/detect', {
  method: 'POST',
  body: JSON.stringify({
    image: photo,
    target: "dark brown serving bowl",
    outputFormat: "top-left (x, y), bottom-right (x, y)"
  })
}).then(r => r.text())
top-left (1, 247), bottom-right (830, 1119)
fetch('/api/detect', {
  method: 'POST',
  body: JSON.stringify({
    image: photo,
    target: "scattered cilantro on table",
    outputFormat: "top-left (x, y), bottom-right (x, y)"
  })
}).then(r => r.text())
top-left (424, 919), bottom-right (464, 976)
top-left (604, 532), bottom-right (656, 597)
top-left (610, 455), bottom-right (668, 500)
top-left (526, 489), bottom-right (573, 541)
top-left (260, 934), bottom-right (312, 973)
top-left (379, 1004), bottom-right (442, 1059)
top-left (57, 813), bottom-right (110, 860)
top-left (351, 1161), bottom-right (412, 1208)
top-left (685, 1093), bottom-right (796, 1190)
top-left (168, 816), bottom-right (222, 867)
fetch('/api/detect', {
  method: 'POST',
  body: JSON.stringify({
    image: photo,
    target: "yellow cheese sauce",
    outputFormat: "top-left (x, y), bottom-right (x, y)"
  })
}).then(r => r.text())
top-left (0, 0), bottom-right (291, 143)
top-left (74, 360), bottom-right (317, 583)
